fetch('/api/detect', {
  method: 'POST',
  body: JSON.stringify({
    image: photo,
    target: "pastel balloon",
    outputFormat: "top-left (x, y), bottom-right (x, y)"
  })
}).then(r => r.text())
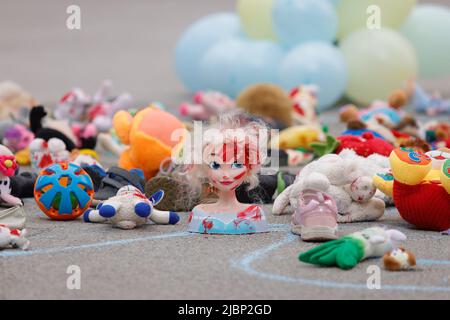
top-left (272, 0), bottom-right (337, 47)
top-left (279, 42), bottom-right (347, 110)
top-left (402, 5), bottom-right (450, 78)
top-left (237, 0), bottom-right (276, 40)
top-left (233, 41), bottom-right (285, 92)
top-left (175, 13), bottom-right (241, 92)
top-left (336, 0), bottom-right (416, 40)
top-left (340, 28), bottom-right (418, 106)
top-left (198, 38), bottom-right (246, 97)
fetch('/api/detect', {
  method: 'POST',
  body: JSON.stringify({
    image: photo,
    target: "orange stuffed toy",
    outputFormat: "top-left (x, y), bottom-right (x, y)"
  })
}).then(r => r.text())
top-left (113, 105), bottom-right (185, 179)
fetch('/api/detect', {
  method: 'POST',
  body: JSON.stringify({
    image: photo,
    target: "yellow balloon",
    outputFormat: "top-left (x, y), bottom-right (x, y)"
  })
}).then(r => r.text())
top-left (336, 0), bottom-right (416, 40)
top-left (237, 0), bottom-right (277, 40)
top-left (340, 28), bottom-right (418, 106)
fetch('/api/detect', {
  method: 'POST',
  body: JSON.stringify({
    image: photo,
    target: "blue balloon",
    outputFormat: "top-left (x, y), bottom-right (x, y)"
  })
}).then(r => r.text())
top-left (272, 0), bottom-right (337, 47)
top-left (198, 38), bottom-right (247, 97)
top-left (279, 42), bottom-right (347, 110)
top-left (175, 13), bottom-right (241, 92)
top-left (232, 40), bottom-right (285, 93)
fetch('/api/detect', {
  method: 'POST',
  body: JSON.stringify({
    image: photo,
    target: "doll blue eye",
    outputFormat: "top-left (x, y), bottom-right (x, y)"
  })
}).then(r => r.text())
top-left (231, 162), bottom-right (244, 169)
top-left (209, 161), bottom-right (221, 170)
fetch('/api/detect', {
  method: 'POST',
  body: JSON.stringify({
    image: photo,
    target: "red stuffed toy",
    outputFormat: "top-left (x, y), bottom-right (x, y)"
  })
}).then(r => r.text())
top-left (336, 132), bottom-right (394, 157)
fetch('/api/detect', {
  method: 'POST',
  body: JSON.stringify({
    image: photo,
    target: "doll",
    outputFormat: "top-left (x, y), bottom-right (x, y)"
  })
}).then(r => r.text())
top-left (185, 112), bottom-right (269, 235)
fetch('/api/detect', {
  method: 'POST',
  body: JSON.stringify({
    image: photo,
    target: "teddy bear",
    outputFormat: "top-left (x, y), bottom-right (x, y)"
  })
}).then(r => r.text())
top-left (113, 105), bottom-right (186, 179)
top-left (273, 151), bottom-right (386, 223)
top-left (84, 185), bottom-right (180, 230)
top-left (0, 81), bottom-right (36, 121)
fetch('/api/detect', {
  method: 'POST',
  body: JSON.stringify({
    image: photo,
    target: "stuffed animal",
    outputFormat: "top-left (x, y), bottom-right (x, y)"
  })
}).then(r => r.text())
top-left (299, 227), bottom-right (406, 270)
top-left (2, 124), bottom-right (34, 153)
top-left (374, 148), bottom-right (450, 231)
top-left (0, 224), bottom-right (29, 250)
top-left (412, 82), bottom-right (450, 116)
top-left (236, 84), bottom-right (293, 129)
top-left (289, 85), bottom-right (319, 126)
top-left (336, 132), bottom-right (394, 157)
top-left (0, 82), bottom-right (36, 121)
top-left (270, 125), bottom-right (324, 151)
top-left (29, 138), bottom-right (71, 172)
top-left (113, 105), bottom-right (186, 179)
top-left (0, 144), bottom-right (22, 207)
top-left (84, 185), bottom-right (180, 230)
top-left (179, 90), bottom-right (235, 121)
top-left (273, 152), bottom-right (386, 223)
top-left (382, 247), bottom-right (416, 271)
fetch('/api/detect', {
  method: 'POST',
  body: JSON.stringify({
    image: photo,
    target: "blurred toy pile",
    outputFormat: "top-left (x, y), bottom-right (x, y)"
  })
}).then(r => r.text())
top-left (0, 0), bottom-right (449, 273)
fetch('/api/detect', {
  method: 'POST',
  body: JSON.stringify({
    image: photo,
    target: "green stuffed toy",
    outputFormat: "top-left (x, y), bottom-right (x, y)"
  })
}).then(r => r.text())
top-left (299, 227), bottom-right (407, 270)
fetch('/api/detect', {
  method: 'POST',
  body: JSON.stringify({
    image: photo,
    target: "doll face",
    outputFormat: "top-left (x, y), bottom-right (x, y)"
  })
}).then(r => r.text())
top-left (205, 143), bottom-right (249, 192)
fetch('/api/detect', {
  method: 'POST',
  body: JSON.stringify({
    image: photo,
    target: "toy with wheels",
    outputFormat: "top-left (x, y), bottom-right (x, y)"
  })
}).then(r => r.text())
top-left (34, 162), bottom-right (94, 220)
top-left (374, 148), bottom-right (450, 231)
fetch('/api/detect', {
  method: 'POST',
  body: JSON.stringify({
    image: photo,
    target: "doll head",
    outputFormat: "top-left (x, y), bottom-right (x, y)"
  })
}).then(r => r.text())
top-left (188, 112), bottom-right (267, 194)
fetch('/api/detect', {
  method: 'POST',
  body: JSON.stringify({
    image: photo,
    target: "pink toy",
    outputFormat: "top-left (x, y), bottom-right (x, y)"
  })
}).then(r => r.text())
top-left (0, 224), bottom-right (29, 250)
top-left (2, 124), bottom-right (34, 152)
top-left (179, 90), bottom-right (235, 120)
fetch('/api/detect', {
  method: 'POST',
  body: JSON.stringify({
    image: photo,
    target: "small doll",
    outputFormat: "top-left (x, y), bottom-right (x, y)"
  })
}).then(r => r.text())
top-left (184, 112), bottom-right (269, 235)
top-left (299, 227), bottom-right (406, 270)
top-left (383, 248), bottom-right (416, 271)
top-left (0, 224), bottom-right (29, 250)
top-left (84, 185), bottom-right (180, 230)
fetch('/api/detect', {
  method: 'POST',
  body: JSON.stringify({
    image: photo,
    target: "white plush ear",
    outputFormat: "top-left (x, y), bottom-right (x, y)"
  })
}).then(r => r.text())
top-left (369, 235), bottom-right (386, 244)
top-left (386, 229), bottom-right (407, 243)
top-left (303, 172), bottom-right (330, 192)
top-left (272, 185), bottom-right (293, 215)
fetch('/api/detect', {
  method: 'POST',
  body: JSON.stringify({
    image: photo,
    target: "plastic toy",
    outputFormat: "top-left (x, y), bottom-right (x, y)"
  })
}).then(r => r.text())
top-left (274, 151), bottom-right (387, 223)
top-left (0, 144), bottom-right (22, 207)
top-left (179, 90), bottom-right (235, 121)
top-left (299, 227), bottom-right (407, 270)
top-left (84, 186), bottom-right (180, 230)
top-left (0, 224), bottom-right (29, 250)
top-left (185, 112), bottom-right (269, 234)
top-left (382, 248), bottom-right (416, 271)
top-left (113, 105), bottom-right (186, 179)
top-left (34, 162), bottom-right (94, 220)
top-left (374, 148), bottom-right (450, 231)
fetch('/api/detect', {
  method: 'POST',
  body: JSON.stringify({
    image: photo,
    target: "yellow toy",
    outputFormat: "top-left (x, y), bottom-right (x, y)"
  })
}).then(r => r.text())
top-left (113, 105), bottom-right (186, 179)
top-left (270, 125), bottom-right (323, 151)
top-left (374, 148), bottom-right (450, 231)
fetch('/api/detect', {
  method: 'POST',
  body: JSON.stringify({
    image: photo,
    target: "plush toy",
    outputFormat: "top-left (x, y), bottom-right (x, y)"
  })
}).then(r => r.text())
top-left (236, 84), bottom-right (293, 129)
top-left (425, 121), bottom-right (450, 149)
top-left (374, 148), bottom-right (450, 231)
top-left (382, 248), bottom-right (416, 271)
top-left (34, 162), bottom-right (94, 220)
top-left (2, 124), bottom-right (34, 153)
top-left (271, 125), bottom-right (324, 151)
top-left (179, 90), bottom-right (235, 121)
top-left (0, 224), bottom-right (29, 250)
top-left (0, 81), bottom-right (36, 121)
top-left (289, 85), bottom-right (319, 127)
top-left (0, 145), bottom-right (22, 207)
top-left (29, 138), bottom-right (71, 172)
top-left (54, 87), bottom-right (91, 122)
top-left (412, 82), bottom-right (450, 116)
top-left (113, 105), bottom-right (186, 179)
top-left (274, 152), bottom-right (386, 223)
top-left (299, 227), bottom-right (406, 270)
top-left (336, 132), bottom-right (394, 157)
top-left (84, 185), bottom-right (180, 230)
